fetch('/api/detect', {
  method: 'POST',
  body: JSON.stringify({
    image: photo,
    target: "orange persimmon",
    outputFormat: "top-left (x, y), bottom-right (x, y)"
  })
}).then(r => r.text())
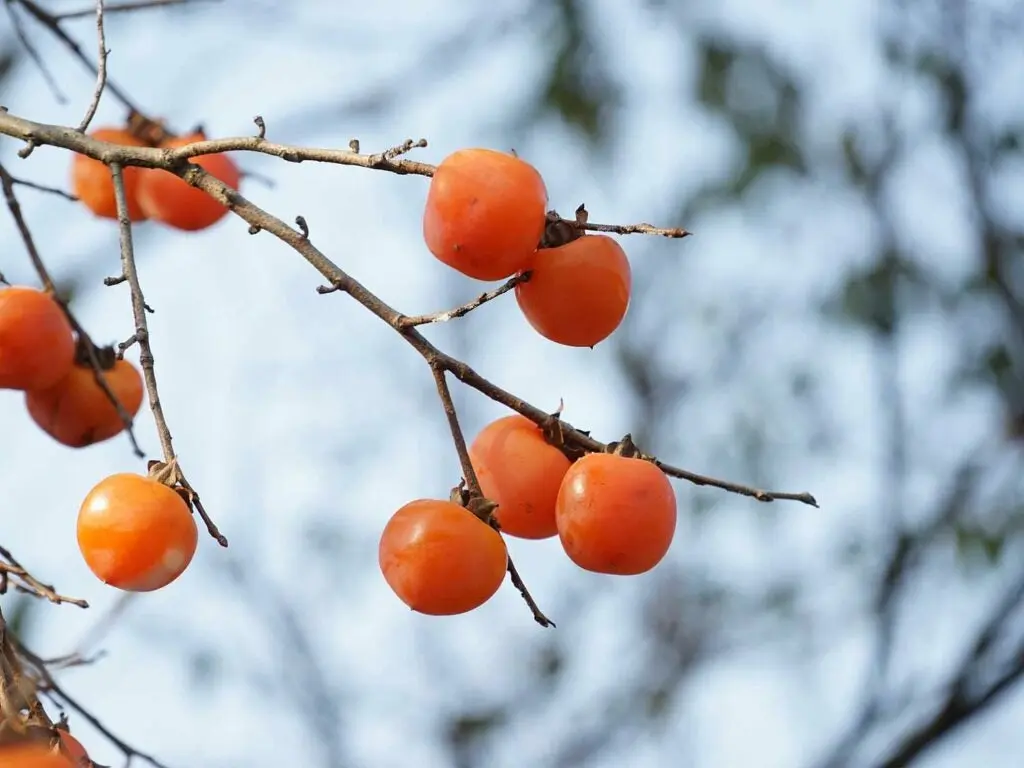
top-left (0, 286), bottom-right (74, 391)
top-left (57, 731), bottom-right (88, 767)
top-left (515, 234), bottom-right (631, 347)
top-left (26, 354), bottom-right (144, 448)
top-left (71, 127), bottom-right (149, 221)
top-left (469, 415), bottom-right (571, 539)
top-left (378, 499), bottom-right (507, 615)
top-left (77, 473), bottom-right (198, 592)
top-left (423, 148), bottom-right (547, 281)
top-left (136, 132), bottom-right (240, 231)
top-left (0, 742), bottom-right (74, 768)
top-left (556, 453), bottom-right (677, 575)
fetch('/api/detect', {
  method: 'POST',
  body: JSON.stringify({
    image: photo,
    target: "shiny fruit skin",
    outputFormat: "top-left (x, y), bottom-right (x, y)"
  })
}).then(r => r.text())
top-left (0, 287), bottom-right (74, 391)
top-left (423, 148), bottom-right (547, 281)
top-left (378, 499), bottom-right (508, 615)
top-left (77, 473), bottom-right (198, 592)
top-left (556, 453), bottom-right (677, 575)
top-left (136, 133), bottom-right (240, 231)
top-left (515, 234), bottom-right (631, 347)
top-left (0, 743), bottom-right (74, 768)
top-left (71, 127), bottom-right (149, 221)
top-left (469, 415), bottom-right (571, 539)
top-left (26, 358), bottom-right (144, 448)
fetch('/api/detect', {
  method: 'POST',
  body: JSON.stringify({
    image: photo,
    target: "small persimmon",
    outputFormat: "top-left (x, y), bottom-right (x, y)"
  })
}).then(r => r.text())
top-left (515, 234), bottom-right (631, 347)
top-left (26, 350), bottom-right (144, 448)
top-left (469, 415), bottom-right (571, 539)
top-left (423, 148), bottom-right (548, 281)
top-left (77, 472), bottom-right (198, 592)
top-left (378, 499), bottom-right (507, 615)
top-left (556, 453), bottom-right (677, 575)
top-left (0, 286), bottom-right (74, 391)
top-left (71, 127), bottom-right (149, 221)
top-left (136, 132), bottom-right (240, 231)
top-left (0, 742), bottom-right (74, 768)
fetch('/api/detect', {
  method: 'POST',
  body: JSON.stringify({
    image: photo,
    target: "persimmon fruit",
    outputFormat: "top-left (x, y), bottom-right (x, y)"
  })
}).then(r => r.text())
top-left (77, 472), bottom-right (198, 592)
top-left (26, 353), bottom-right (144, 448)
top-left (469, 415), bottom-right (571, 539)
top-left (515, 234), bottom-right (631, 347)
top-left (423, 148), bottom-right (548, 281)
top-left (136, 132), bottom-right (240, 231)
top-left (57, 731), bottom-right (89, 767)
top-left (379, 499), bottom-right (508, 615)
top-left (71, 127), bottom-right (149, 221)
top-left (0, 742), bottom-right (74, 768)
top-left (556, 453), bottom-right (677, 575)
top-left (0, 286), bottom-right (74, 391)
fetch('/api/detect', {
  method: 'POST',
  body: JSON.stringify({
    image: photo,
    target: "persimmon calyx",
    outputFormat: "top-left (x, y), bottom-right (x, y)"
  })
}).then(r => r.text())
top-left (446, 483), bottom-right (500, 526)
top-left (607, 434), bottom-right (645, 459)
top-left (147, 457), bottom-right (182, 487)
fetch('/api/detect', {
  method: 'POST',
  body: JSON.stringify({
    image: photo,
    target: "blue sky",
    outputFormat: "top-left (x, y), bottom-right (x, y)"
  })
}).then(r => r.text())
top-left (0, 1), bottom-right (1021, 766)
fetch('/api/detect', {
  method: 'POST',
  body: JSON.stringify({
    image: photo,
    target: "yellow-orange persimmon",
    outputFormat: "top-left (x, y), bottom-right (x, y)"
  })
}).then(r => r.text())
top-left (77, 473), bottom-right (198, 592)
top-left (0, 742), bottom-right (74, 768)
top-left (423, 148), bottom-right (548, 281)
top-left (378, 499), bottom-right (507, 615)
top-left (469, 415), bottom-right (571, 539)
top-left (556, 453), bottom-right (677, 575)
top-left (0, 286), bottom-right (74, 391)
top-left (136, 133), bottom-right (240, 231)
top-left (515, 234), bottom-right (631, 347)
top-left (71, 127), bottom-right (149, 221)
top-left (26, 356), bottom-right (144, 448)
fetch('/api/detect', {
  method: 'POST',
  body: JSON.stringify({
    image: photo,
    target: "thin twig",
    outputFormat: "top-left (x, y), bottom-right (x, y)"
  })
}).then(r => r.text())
top-left (54, 0), bottom-right (214, 20)
top-left (430, 364), bottom-right (483, 496)
top-left (0, 547), bottom-right (88, 607)
top-left (400, 273), bottom-right (529, 327)
top-left (7, 175), bottom-right (78, 201)
top-left (0, 161), bottom-right (144, 456)
top-left (109, 163), bottom-right (173, 461)
top-left (75, 0), bottom-right (108, 133)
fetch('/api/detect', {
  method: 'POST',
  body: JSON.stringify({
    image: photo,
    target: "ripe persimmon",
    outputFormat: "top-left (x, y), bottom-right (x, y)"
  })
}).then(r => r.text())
top-left (0, 286), bottom-right (74, 391)
top-left (469, 415), bottom-right (571, 539)
top-left (136, 132), bottom-right (240, 231)
top-left (71, 127), bottom-right (149, 221)
top-left (556, 452), bottom-right (677, 575)
top-left (0, 742), bottom-right (73, 768)
top-left (26, 350), bottom-right (144, 448)
top-left (77, 472), bottom-right (198, 592)
top-left (515, 234), bottom-right (631, 347)
top-left (423, 148), bottom-right (548, 281)
top-left (379, 499), bottom-right (508, 615)
top-left (57, 731), bottom-right (89, 767)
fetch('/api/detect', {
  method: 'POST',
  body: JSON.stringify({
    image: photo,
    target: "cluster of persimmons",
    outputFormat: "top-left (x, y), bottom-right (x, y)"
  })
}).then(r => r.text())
top-left (379, 149), bottom-right (676, 617)
top-left (2, 140), bottom-right (671, 639)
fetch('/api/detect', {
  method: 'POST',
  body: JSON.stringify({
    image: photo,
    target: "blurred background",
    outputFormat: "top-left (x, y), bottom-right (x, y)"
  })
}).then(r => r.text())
top-left (0, 0), bottom-right (1022, 766)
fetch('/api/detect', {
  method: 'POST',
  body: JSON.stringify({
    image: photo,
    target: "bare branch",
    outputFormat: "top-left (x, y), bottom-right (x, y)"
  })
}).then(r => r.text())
top-left (0, 547), bottom-right (88, 607)
top-left (75, 0), bottom-right (108, 133)
top-left (400, 273), bottom-right (529, 327)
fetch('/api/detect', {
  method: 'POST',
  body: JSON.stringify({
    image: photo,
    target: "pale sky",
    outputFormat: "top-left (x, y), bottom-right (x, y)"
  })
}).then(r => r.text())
top-left (0, 1), bottom-right (1021, 767)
